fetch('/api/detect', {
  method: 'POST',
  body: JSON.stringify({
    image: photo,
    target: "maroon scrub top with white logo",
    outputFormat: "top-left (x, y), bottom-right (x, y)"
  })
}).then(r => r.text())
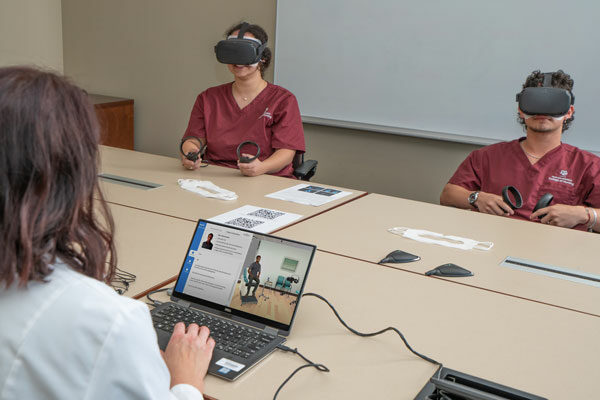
top-left (448, 138), bottom-right (600, 230)
top-left (182, 82), bottom-right (305, 178)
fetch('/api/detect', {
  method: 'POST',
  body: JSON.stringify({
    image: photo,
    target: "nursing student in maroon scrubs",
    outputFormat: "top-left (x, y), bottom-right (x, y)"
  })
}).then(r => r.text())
top-left (440, 70), bottom-right (600, 232)
top-left (180, 22), bottom-right (305, 178)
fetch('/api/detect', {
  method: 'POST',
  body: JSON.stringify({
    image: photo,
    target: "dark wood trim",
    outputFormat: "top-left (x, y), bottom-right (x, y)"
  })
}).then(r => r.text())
top-left (133, 276), bottom-right (178, 300)
top-left (90, 93), bottom-right (134, 150)
top-left (93, 99), bottom-right (134, 109)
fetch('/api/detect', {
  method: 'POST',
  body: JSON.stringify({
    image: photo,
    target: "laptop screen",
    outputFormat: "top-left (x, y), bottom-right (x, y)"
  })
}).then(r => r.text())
top-left (172, 219), bottom-right (316, 333)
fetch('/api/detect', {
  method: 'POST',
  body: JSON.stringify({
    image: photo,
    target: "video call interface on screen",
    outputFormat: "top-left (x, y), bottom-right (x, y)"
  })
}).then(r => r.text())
top-left (175, 221), bottom-right (314, 325)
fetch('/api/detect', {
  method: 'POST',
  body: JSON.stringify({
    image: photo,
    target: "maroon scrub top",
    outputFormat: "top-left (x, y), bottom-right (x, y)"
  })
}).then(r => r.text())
top-left (448, 137), bottom-right (600, 230)
top-left (182, 82), bottom-right (305, 178)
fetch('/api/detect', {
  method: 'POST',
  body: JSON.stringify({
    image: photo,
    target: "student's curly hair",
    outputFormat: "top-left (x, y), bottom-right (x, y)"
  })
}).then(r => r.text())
top-left (517, 69), bottom-right (575, 132)
top-left (225, 22), bottom-right (272, 77)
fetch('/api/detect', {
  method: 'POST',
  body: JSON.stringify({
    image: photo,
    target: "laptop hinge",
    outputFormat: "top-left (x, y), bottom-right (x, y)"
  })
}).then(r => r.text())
top-left (175, 300), bottom-right (191, 308)
top-left (263, 326), bottom-right (278, 335)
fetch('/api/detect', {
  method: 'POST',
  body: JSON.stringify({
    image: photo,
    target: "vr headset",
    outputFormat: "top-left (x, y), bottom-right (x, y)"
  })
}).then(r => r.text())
top-left (214, 22), bottom-right (266, 65)
top-left (516, 72), bottom-right (574, 117)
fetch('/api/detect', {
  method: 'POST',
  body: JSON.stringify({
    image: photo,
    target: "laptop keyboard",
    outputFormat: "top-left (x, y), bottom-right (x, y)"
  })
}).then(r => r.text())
top-left (152, 303), bottom-right (278, 359)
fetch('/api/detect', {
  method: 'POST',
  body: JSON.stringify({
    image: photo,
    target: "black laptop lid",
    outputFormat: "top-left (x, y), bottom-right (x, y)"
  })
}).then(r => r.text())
top-left (172, 219), bottom-right (316, 334)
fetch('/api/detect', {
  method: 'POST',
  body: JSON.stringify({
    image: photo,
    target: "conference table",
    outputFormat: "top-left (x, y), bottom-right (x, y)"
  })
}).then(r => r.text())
top-left (108, 202), bottom-right (197, 298)
top-left (276, 194), bottom-right (600, 317)
top-left (100, 147), bottom-right (599, 399)
top-left (99, 145), bottom-right (365, 224)
top-left (100, 145), bottom-right (364, 298)
top-left (149, 251), bottom-right (600, 400)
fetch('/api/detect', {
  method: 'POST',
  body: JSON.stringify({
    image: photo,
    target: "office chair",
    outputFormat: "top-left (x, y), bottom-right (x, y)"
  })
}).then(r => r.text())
top-left (281, 275), bottom-right (298, 296)
top-left (282, 278), bottom-right (292, 294)
top-left (292, 153), bottom-right (318, 181)
top-left (275, 275), bottom-right (285, 291)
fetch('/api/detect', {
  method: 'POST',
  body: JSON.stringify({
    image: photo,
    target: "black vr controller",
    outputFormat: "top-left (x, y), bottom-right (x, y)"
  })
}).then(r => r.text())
top-left (532, 193), bottom-right (554, 214)
top-left (516, 72), bottom-right (574, 117)
top-left (502, 185), bottom-right (553, 218)
top-left (214, 22), bottom-right (267, 65)
top-left (180, 139), bottom-right (207, 163)
top-left (501, 186), bottom-right (523, 210)
top-left (237, 141), bottom-right (260, 163)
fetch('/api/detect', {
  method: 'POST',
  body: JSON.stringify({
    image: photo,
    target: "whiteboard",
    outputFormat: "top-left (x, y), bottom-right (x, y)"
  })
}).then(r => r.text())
top-left (274, 0), bottom-right (600, 152)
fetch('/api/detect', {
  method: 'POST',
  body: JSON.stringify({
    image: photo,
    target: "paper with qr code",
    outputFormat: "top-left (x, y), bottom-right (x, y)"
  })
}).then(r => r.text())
top-left (208, 205), bottom-right (302, 233)
top-left (265, 183), bottom-right (352, 206)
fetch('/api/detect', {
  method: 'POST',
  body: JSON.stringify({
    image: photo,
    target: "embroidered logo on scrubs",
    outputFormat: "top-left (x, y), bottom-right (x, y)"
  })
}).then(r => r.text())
top-left (259, 107), bottom-right (272, 120)
top-left (548, 169), bottom-right (574, 186)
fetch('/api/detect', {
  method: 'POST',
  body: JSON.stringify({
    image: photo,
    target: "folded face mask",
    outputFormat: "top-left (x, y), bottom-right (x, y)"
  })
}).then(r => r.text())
top-left (178, 179), bottom-right (238, 201)
top-left (388, 227), bottom-right (493, 251)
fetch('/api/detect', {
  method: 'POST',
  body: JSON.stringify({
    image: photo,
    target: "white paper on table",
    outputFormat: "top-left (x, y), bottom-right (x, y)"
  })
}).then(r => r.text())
top-left (265, 184), bottom-right (352, 206)
top-left (208, 205), bottom-right (302, 233)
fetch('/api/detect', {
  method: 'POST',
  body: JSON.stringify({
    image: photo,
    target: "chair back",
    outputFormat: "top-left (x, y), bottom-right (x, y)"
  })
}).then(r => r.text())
top-left (243, 267), bottom-right (249, 283)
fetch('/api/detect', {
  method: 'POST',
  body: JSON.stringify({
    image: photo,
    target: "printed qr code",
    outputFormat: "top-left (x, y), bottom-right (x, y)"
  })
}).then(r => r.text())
top-left (226, 217), bottom-right (264, 229)
top-left (247, 208), bottom-right (285, 220)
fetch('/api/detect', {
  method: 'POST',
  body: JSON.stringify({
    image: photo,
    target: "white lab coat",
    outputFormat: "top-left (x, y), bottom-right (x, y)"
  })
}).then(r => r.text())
top-left (0, 261), bottom-right (203, 400)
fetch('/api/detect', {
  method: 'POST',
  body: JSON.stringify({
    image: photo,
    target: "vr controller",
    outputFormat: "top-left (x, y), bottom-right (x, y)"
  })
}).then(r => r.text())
top-left (180, 139), bottom-right (207, 164)
top-left (516, 72), bottom-right (574, 117)
top-left (214, 22), bottom-right (267, 65)
top-left (502, 185), bottom-right (553, 218)
top-left (237, 141), bottom-right (260, 163)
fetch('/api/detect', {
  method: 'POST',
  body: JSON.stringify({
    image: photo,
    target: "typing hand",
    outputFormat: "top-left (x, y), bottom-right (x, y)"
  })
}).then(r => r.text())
top-left (531, 204), bottom-right (588, 228)
top-left (163, 323), bottom-right (215, 393)
top-left (474, 192), bottom-right (514, 216)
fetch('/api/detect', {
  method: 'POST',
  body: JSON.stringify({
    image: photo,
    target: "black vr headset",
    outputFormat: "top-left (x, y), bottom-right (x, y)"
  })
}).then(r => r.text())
top-left (516, 72), bottom-right (574, 117)
top-left (214, 22), bottom-right (266, 65)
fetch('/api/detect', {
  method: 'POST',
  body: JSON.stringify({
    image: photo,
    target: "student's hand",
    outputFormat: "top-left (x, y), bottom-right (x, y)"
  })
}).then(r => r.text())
top-left (181, 139), bottom-right (204, 170)
top-left (531, 204), bottom-right (588, 228)
top-left (163, 323), bottom-right (215, 394)
top-left (237, 154), bottom-right (267, 177)
top-left (474, 192), bottom-right (514, 216)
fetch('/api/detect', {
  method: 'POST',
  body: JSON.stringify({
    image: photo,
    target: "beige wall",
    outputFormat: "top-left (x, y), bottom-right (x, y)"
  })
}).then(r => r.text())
top-left (62, 0), bottom-right (276, 155)
top-left (62, 0), bottom-right (481, 204)
top-left (0, 0), bottom-right (64, 71)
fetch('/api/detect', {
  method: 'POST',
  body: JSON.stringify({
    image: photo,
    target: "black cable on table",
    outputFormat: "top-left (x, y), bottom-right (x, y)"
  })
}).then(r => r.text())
top-left (302, 292), bottom-right (442, 366)
top-left (274, 344), bottom-right (329, 400)
top-left (273, 292), bottom-right (442, 399)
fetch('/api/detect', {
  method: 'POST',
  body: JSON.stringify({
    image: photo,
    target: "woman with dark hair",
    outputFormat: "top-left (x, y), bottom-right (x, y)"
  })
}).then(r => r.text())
top-left (0, 66), bottom-right (213, 399)
top-left (180, 22), bottom-right (305, 178)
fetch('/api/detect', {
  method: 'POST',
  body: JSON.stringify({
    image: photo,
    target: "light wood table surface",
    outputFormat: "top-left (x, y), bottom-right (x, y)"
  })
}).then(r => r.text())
top-left (148, 251), bottom-right (600, 400)
top-left (99, 146), bottom-right (365, 227)
top-left (108, 202), bottom-right (197, 298)
top-left (277, 194), bottom-right (600, 317)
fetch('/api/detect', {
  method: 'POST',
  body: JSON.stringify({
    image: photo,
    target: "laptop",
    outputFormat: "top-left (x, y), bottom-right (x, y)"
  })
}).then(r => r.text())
top-left (151, 219), bottom-right (316, 380)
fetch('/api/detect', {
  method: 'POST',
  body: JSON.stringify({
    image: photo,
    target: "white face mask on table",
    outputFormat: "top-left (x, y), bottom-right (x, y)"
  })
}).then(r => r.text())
top-left (388, 227), bottom-right (493, 251)
top-left (178, 179), bottom-right (238, 201)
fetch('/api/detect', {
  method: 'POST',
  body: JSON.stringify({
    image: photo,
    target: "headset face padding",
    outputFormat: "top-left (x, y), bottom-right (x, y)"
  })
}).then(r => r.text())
top-left (214, 38), bottom-right (264, 65)
top-left (517, 87), bottom-right (573, 117)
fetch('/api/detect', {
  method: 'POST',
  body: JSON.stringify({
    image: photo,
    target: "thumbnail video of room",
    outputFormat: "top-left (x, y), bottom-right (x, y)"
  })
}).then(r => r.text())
top-left (228, 239), bottom-right (312, 325)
